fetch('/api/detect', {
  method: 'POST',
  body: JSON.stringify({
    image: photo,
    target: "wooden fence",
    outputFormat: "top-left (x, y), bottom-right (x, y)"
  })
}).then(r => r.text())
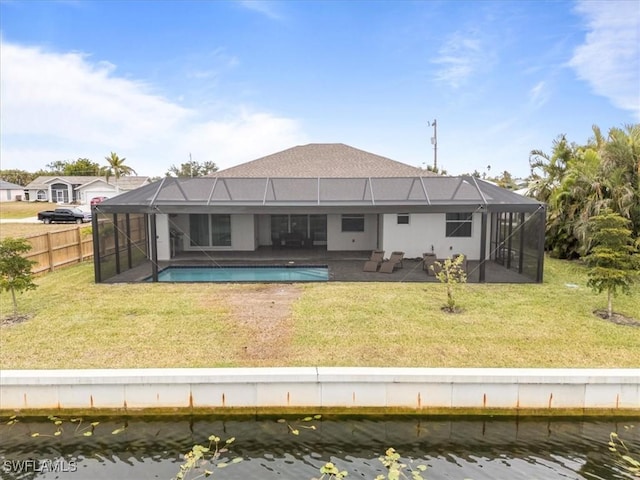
top-left (24, 226), bottom-right (94, 274)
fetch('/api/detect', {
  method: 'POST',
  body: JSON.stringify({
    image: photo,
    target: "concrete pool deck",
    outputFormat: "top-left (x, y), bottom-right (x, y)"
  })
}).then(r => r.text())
top-left (104, 248), bottom-right (535, 283)
top-left (1, 367), bottom-right (638, 416)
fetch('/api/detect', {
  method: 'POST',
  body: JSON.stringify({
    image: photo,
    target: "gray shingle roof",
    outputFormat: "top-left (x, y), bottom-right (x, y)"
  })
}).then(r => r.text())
top-left (214, 143), bottom-right (435, 178)
top-left (0, 180), bottom-right (24, 189)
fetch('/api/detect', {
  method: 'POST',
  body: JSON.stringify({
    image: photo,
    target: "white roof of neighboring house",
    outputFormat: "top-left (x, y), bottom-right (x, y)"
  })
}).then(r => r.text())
top-left (0, 180), bottom-right (24, 190)
top-left (25, 176), bottom-right (150, 190)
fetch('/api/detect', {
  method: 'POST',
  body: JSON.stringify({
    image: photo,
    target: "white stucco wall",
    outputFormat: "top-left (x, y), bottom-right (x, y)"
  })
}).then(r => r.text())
top-left (79, 188), bottom-right (115, 204)
top-left (382, 213), bottom-right (483, 260)
top-left (0, 188), bottom-right (24, 202)
top-left (327, 214), bottom-right (378, 251)
top-left (155, 214), bottom-right (171, 261)
top-left (76, 181), bottom-right (116, 204)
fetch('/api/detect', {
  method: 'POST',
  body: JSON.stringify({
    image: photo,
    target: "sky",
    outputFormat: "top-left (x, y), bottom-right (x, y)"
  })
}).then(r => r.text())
top-left (1, 0), bottom-right (639, 179)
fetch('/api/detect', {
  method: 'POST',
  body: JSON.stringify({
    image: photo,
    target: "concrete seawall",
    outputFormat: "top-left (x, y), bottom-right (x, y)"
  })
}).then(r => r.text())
top-left (1, 367), bottom-right (638, 415)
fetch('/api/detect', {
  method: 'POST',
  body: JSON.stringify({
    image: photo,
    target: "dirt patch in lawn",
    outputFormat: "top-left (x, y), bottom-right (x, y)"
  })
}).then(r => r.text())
top-left (1, 313), bottom-right (32, 327)
top-left (594, 310), bottom-right (640, 327)
top-left (223, 284), bottom-right (303, 363)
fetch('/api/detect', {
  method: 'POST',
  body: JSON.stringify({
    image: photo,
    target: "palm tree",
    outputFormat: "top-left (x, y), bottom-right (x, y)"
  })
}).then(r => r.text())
top-left (528, 135), bottom-right (578, 257)
top-left (529, 124), bottom-right (640, 259)
top-left (104, 152), bottom-right (136, 193)
top-left (600, 124), bottom-right (640, 236)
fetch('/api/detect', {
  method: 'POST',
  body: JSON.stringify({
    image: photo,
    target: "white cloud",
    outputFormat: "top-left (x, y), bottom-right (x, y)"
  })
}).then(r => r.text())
top-left (528, 81), bottom-right (550, 109)
top-left (432, 31), bottom-right (491, 88)
top-left (237, 0), bottom-right (283, 20)
top-left (569, 0), bottom-right (640, 119)
top-left (0, 40), bottom-right (306, 175)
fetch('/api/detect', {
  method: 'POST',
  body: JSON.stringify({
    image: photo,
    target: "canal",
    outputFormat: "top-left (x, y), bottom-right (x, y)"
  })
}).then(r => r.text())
top-left (1, 415), bottom-right (638, 479)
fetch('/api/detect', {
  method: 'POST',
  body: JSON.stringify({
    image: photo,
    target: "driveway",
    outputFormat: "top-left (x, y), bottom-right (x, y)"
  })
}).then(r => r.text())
top-left (0, 217), bottom-right (40, 224)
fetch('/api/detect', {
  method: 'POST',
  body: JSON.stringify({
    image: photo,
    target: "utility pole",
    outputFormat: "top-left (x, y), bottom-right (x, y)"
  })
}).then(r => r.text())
top-left (428, 119), bottom-right (438, 171)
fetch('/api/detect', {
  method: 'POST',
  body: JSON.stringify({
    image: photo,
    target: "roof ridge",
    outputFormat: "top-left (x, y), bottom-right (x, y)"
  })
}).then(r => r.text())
top-left (214, 143), bottom-right (435, 178)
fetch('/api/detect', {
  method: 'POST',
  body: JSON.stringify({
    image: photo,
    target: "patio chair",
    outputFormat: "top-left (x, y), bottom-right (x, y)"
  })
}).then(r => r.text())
top-left (423, 252), bottom-right (437, 275)
top-left (379, 251), bottom-right (404, 273)
top-left (453, 253), bottom-right (468, 273)
top-left (363, 250), bottom-right (385, 272)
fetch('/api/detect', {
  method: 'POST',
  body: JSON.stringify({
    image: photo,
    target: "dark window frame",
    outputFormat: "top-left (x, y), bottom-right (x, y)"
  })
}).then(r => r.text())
top-left (397, 213), bottom-right (410, 225)
top-left (446, 212), bottom-right (473, 237)
top-left (341, 214), bottom-right (365, 232)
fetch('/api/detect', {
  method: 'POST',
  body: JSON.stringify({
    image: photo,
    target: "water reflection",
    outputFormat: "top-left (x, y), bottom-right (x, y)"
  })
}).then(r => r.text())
top-left (0, 416), bottom-right (637, 479)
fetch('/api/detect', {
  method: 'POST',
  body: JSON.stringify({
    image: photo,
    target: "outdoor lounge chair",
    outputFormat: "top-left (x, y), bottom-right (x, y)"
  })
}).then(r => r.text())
top-left (453, 253), bottom-right (468, 273)
top-left (363, 250), bottom-right (385, 272)
top-left (423, 252), bottom-right (437, 275)
top-left (379, 251), bottom-right (404, 273)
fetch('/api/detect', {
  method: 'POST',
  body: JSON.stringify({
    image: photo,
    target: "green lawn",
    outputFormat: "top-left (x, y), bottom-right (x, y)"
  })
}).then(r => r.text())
top-left (0, 202), bottom-right (77, 239)
top-left (0, 258), bottom-right (638, 369)
top-left (0, 201), bottom-right (56, 219)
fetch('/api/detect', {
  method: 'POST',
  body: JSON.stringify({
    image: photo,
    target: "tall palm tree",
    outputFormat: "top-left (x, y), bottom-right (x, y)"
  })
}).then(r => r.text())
top-left (529, 124), bottom-right (640, 259)
top-left (104, 152), bottom-right (136, 193)
top-left (528, 135), bottom-right (578, 257)
top-left (600, 124), bottom-right (640, 236)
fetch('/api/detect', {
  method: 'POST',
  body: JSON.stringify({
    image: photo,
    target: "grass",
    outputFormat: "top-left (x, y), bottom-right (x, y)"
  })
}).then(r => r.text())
top-left (0, 201), bottom-right (56, 219)
top-left (0, 202), bottom-right (76, 239)
top-left (0, 223), bottom-right (81, 240)
top-left (0, 257), bottom-right (638, 369)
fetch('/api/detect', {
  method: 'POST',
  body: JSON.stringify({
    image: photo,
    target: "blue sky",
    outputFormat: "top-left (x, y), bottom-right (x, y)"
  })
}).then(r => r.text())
top-left (1, 0), bottom-right (638, 178)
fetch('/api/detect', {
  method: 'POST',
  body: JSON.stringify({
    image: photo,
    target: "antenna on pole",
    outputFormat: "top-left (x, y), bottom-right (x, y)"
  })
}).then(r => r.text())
top-left (427, 119), bottom-right (437, 171)
top-left (189, 152), bottom-right (193, 178)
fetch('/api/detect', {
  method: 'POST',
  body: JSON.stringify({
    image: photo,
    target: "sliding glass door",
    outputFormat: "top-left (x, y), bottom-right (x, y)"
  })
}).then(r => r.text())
top-left (270, 214), bottom-right (327, 246)
top-left (189, 214), bottom-right (231, 247)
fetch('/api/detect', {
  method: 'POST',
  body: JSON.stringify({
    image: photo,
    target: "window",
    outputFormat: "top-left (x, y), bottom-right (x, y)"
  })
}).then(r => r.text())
top-left (397, 214), bottom-right (410, 225)
top-left (446, 213), bottom-right (472, 237)
top-left (210, 215), bottom-right (231, 246)
top-left (37, 190), bottom-right (47, 201)
top-left (341, 214), bottom-right (365, 232)
top-left (189, 214), bottom-right (210, 247)
top-left (189, 214), bottom-right (231, 247)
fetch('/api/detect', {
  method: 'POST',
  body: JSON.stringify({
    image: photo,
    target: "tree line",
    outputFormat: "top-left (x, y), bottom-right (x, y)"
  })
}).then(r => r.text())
top-left (527, 123), bottom-right (639, 260)
top-left (0, 154), bottom-right (218, 186)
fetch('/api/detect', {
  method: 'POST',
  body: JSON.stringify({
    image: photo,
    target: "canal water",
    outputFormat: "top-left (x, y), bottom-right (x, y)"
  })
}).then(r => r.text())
top-left (0, 415), bottom-right (637, 479)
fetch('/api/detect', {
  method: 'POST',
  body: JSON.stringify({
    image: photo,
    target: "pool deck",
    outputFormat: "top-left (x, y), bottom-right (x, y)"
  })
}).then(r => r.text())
top-left (104, 247), bottom-right (535, 283)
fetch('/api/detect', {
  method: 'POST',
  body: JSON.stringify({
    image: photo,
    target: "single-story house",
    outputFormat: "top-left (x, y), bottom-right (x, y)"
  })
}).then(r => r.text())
top-left (24, 176), bottom-right (151, 204)
top-left (92, 144), bottom-right (546, 283)
top-left (0, 180), bottom-right (26, 202)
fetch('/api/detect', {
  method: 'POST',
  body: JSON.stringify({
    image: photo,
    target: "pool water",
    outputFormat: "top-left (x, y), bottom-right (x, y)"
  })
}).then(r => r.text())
top-left (151, 265), bottom-right (329, 282)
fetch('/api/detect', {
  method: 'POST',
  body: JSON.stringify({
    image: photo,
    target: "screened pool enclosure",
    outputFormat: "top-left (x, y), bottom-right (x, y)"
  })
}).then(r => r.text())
top-left (92, 175), bottom-right (546, 283)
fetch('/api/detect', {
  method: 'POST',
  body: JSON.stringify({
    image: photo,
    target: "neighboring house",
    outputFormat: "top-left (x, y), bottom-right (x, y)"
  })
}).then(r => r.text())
top-left (92, 143), bottom-right (546, 283)
top-left (24, 176), bottom-right (151, 204)
top-left (0, 180), bottom-right (25, 202)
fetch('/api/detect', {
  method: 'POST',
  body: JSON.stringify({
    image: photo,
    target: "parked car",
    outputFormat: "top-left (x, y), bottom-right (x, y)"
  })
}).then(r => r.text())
top-left (90, 196), bottom-right (108, 206)
top-left (37, 208), bottom-right (92, 224)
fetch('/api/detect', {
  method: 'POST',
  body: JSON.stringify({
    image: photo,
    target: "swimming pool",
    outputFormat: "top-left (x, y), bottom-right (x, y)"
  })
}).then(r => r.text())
top-left (150, 265), bottom-right (329, 282)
